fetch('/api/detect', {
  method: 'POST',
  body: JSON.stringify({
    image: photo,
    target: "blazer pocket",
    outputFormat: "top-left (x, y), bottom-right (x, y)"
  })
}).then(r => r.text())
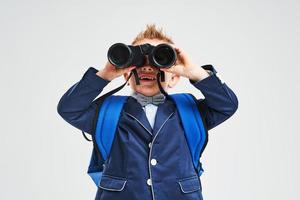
top-left (177, 175), bottom-right (201, 194)
top-left (99, 175), bottom-right (127, 192)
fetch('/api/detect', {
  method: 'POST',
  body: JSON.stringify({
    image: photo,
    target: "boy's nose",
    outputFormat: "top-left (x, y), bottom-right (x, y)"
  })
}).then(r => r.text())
top-left (140, 65), bottom-right (155, 72)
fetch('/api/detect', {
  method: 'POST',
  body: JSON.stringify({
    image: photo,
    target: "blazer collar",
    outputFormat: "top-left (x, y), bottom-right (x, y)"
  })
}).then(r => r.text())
top-left (123, 96), bottom-right (175, 137)
top-left (124, 97), bottom-right (153, 134)
top-left (152, 98), bottom-right (175, 136)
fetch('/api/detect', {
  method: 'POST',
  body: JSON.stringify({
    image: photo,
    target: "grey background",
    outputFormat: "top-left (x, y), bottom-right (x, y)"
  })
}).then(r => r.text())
top-left (1, 0), bottom-right (299, 199)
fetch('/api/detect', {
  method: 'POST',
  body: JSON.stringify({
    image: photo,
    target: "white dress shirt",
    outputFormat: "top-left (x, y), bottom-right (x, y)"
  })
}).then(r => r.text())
top-left (142, 104), bottom-right (158, 129)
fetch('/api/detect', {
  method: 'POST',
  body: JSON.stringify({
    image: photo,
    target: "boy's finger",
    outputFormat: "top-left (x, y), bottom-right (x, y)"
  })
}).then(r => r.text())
top-left (162, 66), bottom-right (176, 73)
top-left (160, 68), bottom-right (170, 73)
top-left (119, 66), bottom-right (136, 73)
top-left (176, 55), bottom-right (184, 65)
top-left (127, 66), bottom-right (136, 72)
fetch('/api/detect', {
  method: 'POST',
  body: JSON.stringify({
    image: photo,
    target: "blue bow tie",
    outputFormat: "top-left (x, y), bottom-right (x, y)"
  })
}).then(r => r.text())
top-left (132, 92), bottom-right (166, 106)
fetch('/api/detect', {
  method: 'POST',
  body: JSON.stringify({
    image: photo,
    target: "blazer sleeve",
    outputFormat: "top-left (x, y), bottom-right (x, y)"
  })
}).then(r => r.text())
top-left (190, 65), bottom-right (239, 131)
top-left (57, 67), bottom-right (110, 134)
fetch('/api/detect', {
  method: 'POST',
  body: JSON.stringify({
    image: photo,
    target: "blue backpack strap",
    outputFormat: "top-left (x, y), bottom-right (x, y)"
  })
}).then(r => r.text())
top-left (88, 95), bottom-right (128, 186)
top-left (87, 148), bottom-right (105, 187)
top-left (169, 93), bottom-right (208, 176)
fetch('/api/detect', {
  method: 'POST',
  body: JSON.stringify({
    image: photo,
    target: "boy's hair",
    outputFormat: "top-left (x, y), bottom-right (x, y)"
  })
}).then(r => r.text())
top-left (131, 24), bottom-right (174, 45)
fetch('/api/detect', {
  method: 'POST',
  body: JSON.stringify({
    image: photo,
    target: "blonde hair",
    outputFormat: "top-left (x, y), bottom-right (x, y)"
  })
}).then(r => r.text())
top-left (131, 24), bottom-right (174, 45)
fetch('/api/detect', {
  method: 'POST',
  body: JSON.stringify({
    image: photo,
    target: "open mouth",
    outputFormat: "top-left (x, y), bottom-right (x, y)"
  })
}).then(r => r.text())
top-left (138, 74), bottom-right (157, 81)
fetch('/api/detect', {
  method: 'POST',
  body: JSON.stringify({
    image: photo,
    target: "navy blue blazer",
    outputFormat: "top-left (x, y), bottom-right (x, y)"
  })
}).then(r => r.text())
top-left (57, 65), bottom-right (238, 200)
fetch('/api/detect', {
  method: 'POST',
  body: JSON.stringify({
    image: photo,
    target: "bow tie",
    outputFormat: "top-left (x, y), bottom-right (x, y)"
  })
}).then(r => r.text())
top-left (132, 92), bottom-right (166, 107)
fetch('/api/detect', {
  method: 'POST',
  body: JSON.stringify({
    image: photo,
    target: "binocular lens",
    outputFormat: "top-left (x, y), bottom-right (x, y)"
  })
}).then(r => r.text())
top-left (153, 45), bottom-right (176, 67)
top-left (108, 43), bottom-right (131, 67)
top-left (108, 43), bottom-right (176, 68)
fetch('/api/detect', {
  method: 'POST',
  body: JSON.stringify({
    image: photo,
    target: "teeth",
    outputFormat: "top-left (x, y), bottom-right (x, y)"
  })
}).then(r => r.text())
top-left (140, 76), bottom-right (155, 80)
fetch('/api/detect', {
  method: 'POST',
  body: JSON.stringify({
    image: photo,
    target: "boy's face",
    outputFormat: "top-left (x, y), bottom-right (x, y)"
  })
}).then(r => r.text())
top-left (124, 39), bottom-right (180, 97)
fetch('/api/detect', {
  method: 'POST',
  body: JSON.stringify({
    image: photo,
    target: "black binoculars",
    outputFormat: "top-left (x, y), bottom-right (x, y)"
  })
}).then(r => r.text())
top-left (107, 43), bottom-right (177, 69)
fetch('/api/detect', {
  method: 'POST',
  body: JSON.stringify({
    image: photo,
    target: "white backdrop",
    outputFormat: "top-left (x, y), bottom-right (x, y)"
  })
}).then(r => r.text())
top-left (1, 0), bottom-right (299, 199)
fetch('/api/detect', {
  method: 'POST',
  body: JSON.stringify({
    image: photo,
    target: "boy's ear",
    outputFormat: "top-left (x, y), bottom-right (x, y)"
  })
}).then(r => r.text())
top-left (168, 74), bottom-right (180, 88)
top-left (123, 72), bottom-right (129, 80)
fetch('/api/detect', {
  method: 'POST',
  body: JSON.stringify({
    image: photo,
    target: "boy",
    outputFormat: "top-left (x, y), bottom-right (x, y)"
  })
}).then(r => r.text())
top-left (57, 24), bottom-right (238, 200)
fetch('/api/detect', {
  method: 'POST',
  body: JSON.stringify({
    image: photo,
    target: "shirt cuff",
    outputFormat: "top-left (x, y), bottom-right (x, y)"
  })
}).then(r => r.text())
top-left (82, 66), bottom-right (110, 90)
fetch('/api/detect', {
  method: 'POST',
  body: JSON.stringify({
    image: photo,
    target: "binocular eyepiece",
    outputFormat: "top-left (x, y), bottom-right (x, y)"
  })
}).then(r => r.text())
top-left (107, 43), bottom-right (177, 69)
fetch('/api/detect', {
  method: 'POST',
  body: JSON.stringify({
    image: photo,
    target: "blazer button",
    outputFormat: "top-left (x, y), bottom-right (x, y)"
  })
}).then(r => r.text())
top-left (147, 178), bottom-right (152, 186)
top-left (150, 159), bottom-right (157, 166)
top-left (148, 142), bottom-right (152, 148)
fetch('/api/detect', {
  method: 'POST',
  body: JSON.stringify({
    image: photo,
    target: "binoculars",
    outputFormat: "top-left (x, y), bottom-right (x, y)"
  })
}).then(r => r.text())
top-left (107, 43), bottom-right (177, 69)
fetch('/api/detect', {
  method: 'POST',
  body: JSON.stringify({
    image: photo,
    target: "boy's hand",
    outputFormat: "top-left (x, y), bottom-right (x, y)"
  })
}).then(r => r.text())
top-left (160, 47), bottom-right (210, 82)
top-left (96, 62), bottom-right (136, 81)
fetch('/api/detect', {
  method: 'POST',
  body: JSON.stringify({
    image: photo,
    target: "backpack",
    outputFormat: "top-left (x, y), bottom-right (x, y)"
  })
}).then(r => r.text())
top-left (87, 93), bottom-right (208, 187)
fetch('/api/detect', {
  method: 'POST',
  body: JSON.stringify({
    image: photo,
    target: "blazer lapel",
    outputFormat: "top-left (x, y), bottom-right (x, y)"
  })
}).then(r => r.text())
top-left (152, 99), bottom-right (175, 137)
top-left (123, 97), bottom-right (153, 135)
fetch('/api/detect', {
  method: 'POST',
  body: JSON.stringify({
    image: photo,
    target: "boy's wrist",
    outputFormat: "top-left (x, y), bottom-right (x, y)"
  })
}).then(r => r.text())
top-left (187, 67), bottom-right (211, 82)
top-left (83, 67), bottom-right (111, 90)
top-left (96, 69), bottom-right (113, 81)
